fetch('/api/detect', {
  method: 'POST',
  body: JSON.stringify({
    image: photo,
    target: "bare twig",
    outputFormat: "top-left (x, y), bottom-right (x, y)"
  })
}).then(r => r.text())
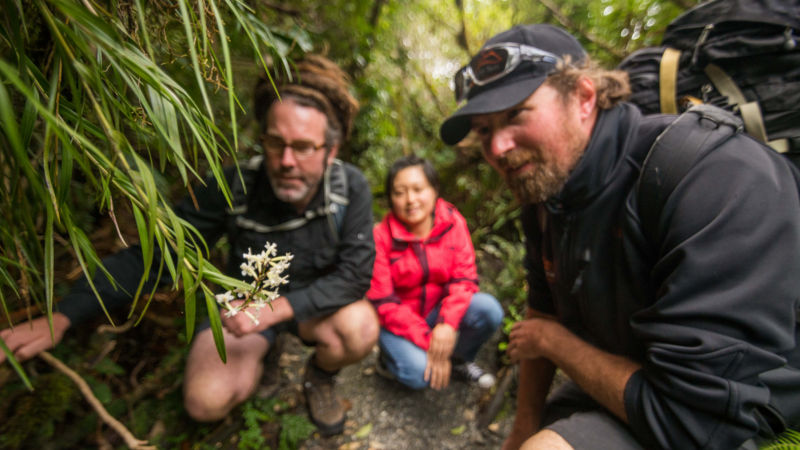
top-left (454, 0), bottom-right (471, 54)
top-left (39, 351), bottom-right (155, 450)
top-left (97, 318), bottom-right (136, 334)
top-left (538, 0), bottom-right (626, 60)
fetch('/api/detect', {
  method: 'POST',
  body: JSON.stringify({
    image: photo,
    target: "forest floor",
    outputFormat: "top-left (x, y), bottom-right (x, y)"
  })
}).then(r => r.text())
top-left (0, 210), bottom-right (521, 449)
top-left (0, 296), bottom-right (519, 450)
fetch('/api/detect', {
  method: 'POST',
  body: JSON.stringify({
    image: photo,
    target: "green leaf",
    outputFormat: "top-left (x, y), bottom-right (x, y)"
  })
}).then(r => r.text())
top-left (203, 286), bottom-right (226, 363)
top-left (450, 424), bottom-right (466, 435)
top-left (182, 264), bottom-right (197, 341)
top-left (0, 337), bottom-right (33, 391)
top-left (93, 358), bottom-right (126, 376)
top-left (354, 423), bottom-right (373, 439)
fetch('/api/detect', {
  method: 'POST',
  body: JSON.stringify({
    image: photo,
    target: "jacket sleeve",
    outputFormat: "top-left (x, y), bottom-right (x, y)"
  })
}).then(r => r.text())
top-left (366, 220), bottom-right (433, 350)
top-left (285, 167), bottom-right (376, 321)
top-left (623, 136), bottom-right (800, 449)
top-left (59, 171), bottom-right (231, 325)
top-left (436, 207), bottom-right (480, 329)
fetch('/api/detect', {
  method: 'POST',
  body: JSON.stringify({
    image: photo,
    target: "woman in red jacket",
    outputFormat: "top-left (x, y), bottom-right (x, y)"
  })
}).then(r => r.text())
top-left (367, 155), bottom-right (503, 390)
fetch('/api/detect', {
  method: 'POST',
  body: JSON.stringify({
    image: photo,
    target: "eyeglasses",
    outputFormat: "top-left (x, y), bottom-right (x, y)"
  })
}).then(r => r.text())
top-left (261, 134), bottom-right (326, 160)
top-left (454, 43), bottom-right (561, 103)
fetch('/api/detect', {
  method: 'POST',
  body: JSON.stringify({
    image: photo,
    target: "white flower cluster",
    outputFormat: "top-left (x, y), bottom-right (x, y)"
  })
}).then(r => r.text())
top-left (215, 242), bottom-right (293, 325)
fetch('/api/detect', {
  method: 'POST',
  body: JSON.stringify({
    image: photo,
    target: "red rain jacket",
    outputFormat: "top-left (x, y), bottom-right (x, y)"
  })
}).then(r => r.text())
top-left (367, 198), bottom-right (479, 350)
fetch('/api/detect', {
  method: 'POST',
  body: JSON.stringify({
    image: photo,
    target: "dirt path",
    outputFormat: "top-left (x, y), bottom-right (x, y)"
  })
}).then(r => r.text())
top-left (276, 334), bottom-right (515, 450)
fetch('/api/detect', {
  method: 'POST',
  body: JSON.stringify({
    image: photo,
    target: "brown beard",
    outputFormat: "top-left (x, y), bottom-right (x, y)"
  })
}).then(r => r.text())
top-left (498, 148), bottom-right (576, 204)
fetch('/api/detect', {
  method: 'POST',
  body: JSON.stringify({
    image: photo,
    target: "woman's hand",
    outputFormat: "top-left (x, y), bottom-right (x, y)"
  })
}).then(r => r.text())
top-left (424, 323), bottom-right (457, 390)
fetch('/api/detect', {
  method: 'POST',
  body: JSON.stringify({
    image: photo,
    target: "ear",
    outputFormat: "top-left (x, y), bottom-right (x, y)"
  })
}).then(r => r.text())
top-left (326, 145), bottom-right (339, 165)
top-left (574, 76), bottom-right (597, 122)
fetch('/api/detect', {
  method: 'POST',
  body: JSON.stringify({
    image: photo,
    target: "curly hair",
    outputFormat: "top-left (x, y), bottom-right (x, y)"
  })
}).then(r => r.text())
top-left (253, 54), bottom-right (359, 147)
top-left (545, 56), bottom-right (631, 110)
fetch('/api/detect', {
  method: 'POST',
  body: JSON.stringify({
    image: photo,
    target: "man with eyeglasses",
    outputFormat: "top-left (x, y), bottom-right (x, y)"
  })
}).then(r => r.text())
top-left (0, 55), bottom-right (377, 437)
top-left (440, 24), bottom-right (800, 450)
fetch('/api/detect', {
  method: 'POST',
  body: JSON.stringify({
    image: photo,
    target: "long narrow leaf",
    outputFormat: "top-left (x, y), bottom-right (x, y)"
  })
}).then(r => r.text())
top-left (0, 338), bottom-right (33, 391)
top-left (177, 0), bottom-right (215, 119)
top-left (202, 286), bottom-right (226, 362)
top-left (44, 211), bottom-right (55, 341)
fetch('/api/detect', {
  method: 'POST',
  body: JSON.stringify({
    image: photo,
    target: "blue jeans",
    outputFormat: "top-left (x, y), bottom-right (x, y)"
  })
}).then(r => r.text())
top-left (378, 292), bottom-right (503, 390)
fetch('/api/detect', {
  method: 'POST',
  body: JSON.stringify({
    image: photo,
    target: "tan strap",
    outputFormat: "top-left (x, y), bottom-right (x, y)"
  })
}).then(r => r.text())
top-left (739, 102), bottom-right (770, 144)
top-left (659, 48), bottom-right (681, 114)
top-left (704, 64), bottom-right (748, 105)
top-left (704, 64), bottom-right (775, 147)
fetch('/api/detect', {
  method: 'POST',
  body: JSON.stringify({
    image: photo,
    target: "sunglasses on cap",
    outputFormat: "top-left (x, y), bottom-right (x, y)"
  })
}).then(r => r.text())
top-left (453, 43), bottom-right (562, 103)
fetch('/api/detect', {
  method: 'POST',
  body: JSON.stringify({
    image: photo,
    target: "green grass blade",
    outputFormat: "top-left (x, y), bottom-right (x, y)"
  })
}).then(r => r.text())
top-left (202, 286), bottom-right (226, 362)
top-left (44, 211), bottom-right (55, 341)
top-left (182, 264), bottom-right (197, 341)
top-left (0, 338), bottom-right (33, 391)
top-left (177, 0), bottom-right (215, 119)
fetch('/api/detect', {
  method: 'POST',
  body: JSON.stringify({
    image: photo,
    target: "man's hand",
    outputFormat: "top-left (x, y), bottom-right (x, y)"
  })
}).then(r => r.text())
top-left (221, 296), bottom-right (293, 338)
top-left (424, 323), bottom-right (457, 390)
top-left (0, 313), bottom-right (72, 363)
top-left (507, 317), bottom-right (560, 363)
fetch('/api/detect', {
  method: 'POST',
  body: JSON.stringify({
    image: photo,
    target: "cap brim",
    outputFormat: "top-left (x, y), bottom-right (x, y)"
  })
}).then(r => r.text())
top-left (440, 75), bottom-right (547, 145)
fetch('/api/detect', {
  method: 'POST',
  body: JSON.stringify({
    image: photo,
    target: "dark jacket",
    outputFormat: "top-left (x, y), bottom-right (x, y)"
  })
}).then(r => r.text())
top-left (523, 103), bottom-right (800, 449)
top-left (60, 159), bottom-right (375, 324)
top-left (367, 198), bottom-right (479, 350)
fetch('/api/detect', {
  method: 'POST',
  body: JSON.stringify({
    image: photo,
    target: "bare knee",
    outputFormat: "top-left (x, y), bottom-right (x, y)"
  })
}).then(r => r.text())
top-left (310, 299), bottom-right (379, 368)
top-left (520, 429), bottom-right (574, 450)
top-left (184, 375), bottom-right (242, 422)
top-left (183, 329), bottom-right (267, 421)
top-left (336, 299), bottom-right (379, 357)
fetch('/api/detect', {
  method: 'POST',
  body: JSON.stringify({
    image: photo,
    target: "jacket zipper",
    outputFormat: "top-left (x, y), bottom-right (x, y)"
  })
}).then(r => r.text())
top-left (411, 242), bottom-right (430, 316)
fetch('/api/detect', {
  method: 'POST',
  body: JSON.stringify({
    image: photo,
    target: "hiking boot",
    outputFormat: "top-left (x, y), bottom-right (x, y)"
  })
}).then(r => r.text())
top-left (256, 334), bottom-right (283, 399)
top-left (303, 356), bottom-right (345, 436)
top-left (374, 351), bottom-right (396, 381)
top-left (452, 361), bottom-right (496, 389)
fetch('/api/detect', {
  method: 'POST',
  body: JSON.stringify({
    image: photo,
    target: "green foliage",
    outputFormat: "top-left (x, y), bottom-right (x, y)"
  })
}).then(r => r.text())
top-left (761, 428), bottom-right (800, 450)
top-left (0, 372), bottom-right (77, 447)
top-left (0, 0), bottom-right (299, 365)
top-left (278, 412), bottom-right (316, 450)
top-left (236, 396), bottom-right (315, 450)
top-left (476, 223), bottom-right (528, 355)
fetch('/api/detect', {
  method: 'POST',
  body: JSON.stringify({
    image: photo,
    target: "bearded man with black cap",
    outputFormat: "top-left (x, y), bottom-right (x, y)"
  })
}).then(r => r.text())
top-left (441, 24), bottom-right (800, 450)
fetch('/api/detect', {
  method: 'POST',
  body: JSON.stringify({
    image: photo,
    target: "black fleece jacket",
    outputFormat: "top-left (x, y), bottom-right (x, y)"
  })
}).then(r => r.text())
top-left (523, 103), bottom-right (800, 449)
top-left (59, 160), bottom-right (375, 325)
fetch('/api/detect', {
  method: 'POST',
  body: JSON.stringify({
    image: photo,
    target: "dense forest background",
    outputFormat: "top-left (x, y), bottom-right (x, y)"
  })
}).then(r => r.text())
top-left (0, 0), bottom-right (699, 448)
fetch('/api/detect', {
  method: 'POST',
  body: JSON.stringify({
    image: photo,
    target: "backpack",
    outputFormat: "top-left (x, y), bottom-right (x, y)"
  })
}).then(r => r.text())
top-left (227, 156), bottom-right (349, 243)
top-left (637, 104), bottom-right (800, 326)
top-left (618, 0), bottom-right (800, 160)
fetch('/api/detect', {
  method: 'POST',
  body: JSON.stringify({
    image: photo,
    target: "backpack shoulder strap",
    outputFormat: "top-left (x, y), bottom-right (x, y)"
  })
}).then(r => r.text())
top-left (231, 157), bottom-right (350, 241)
top-left (637, 104), bottom-right (743, 244)
top-left (323, 159), bottom-right (349, 243)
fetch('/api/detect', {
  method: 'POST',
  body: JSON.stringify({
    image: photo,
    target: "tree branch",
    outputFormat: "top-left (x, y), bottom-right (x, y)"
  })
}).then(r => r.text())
top-left (454, 0), bottom-right (470, 54)
top-left (39, 351), bottom-right (155, 450)
top-left (369, 0), bottom-right (387, 28)
top-left (538, 0), bottom-right (625, 60)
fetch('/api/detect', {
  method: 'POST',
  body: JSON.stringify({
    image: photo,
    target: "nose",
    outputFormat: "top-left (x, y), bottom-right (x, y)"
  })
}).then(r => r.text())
top-left (487, 128), bottom-right (515, 160)
top-left (279, 146), bottom-right (298, 167)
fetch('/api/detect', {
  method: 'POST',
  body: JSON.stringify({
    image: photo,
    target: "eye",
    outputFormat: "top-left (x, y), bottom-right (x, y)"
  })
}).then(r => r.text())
top-left (507, 107), bottom-right (527, 122)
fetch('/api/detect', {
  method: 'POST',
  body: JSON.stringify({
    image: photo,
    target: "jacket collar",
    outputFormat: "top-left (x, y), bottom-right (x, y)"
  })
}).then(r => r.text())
top-left (544, 103), bottom-right (642, 213)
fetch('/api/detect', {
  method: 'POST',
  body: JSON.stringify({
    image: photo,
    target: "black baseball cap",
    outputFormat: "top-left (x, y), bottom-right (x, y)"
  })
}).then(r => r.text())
top-left (439, 24), bottom-right (587, 145)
